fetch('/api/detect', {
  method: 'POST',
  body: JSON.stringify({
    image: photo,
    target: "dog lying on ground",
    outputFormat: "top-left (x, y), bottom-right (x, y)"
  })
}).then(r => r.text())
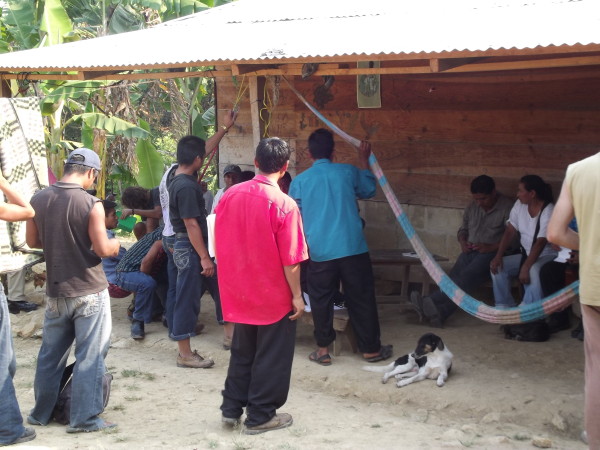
top-left (363, 332), bottom-right (453, 387)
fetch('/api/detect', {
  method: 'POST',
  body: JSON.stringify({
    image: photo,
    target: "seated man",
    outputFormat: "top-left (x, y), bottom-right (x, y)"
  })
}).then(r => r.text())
top-left (411, 175), bottom-right (513, 327)
top-left (100, 200), bottom-right (129, 298)
top-left (114, 226), bottom-right (166, 340)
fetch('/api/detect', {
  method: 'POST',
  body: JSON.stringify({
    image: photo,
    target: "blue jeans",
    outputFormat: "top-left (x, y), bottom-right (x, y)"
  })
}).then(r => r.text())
top-left (170, 237), bottom-right (205, 341)
top-left (491, 253), bottom-right (557, 308)
top-left (28, 290), bottom-right (111, 430)
top-left (0, 290), bottom-right (25, 445)
top-left (115, 271), bottom-right (157, 323)
top-left (163, 235), bottom-right (178, 335)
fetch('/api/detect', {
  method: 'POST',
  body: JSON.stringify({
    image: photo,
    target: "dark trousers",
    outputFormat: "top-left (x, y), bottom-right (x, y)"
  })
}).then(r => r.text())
top-left (539, 261), bottom-right (567, 297)
top-left (431, 251), bottom-right (495, 322)
top-left (307, 252), bottom-right (381, 353)
top-left (220, 313), bottom-right (296, 427)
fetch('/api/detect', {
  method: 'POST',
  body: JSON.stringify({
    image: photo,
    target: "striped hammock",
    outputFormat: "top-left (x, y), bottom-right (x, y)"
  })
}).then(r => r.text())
top-left (284, 78), bottom-right (577, 324)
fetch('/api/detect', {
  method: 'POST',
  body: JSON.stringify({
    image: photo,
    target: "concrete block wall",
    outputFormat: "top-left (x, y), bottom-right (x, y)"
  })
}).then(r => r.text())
top-left (362, 199), bottom-right (463, 288)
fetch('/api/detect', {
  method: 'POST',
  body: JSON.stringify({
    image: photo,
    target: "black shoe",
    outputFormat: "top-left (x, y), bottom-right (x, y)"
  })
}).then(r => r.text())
top-left (547, 309), bottom-right (571, 334)
top-left (131, 320), bottom-right (145, 340)
top-left (8, 300), bottom-right (38, 313)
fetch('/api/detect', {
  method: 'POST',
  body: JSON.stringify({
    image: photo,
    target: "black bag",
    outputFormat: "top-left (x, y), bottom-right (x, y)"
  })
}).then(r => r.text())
top-left (502, 320), bottom-right (550, 342)
top-left (52, 362), bottom-right (113, 425)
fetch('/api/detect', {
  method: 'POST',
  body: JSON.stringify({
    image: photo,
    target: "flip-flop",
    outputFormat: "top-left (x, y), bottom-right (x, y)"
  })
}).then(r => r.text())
top-left (309, 351), bottom-right (332, 366)
top-left (364, 344), bottom-right (393, 363)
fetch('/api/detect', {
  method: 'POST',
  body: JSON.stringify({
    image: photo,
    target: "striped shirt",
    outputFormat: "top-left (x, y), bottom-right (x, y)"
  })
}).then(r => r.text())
top-left (116, 226), bottom-right (164, 273)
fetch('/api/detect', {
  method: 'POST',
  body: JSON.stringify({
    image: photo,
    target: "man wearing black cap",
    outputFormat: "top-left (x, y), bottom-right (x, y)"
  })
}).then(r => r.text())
top-left (26, 148), bottom-right (121, 433)
top-left (210, 164), bottom-right (241, 214)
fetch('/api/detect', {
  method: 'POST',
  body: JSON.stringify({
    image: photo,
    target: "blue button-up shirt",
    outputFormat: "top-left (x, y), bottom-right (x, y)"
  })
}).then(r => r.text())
top-left (289, 158), bottom-right (376, 262)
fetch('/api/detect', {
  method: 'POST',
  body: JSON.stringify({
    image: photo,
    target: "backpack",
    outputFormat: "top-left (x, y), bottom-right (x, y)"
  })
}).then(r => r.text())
top-left (52, 362), bottom-right (113, 425)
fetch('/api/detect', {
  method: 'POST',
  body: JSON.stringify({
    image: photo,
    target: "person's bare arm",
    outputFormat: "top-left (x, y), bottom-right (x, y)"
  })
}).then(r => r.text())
top-left (0, 175), bottom-right (35, 222)
top-left (183, 218), bottom-right (214, 277)
top-left (519, 237), bottom-right (547, 285)
top-left (206, 110), bottom-right (238, 153)
top-left (121, 205), bottom-right (162, 220)
top-left (548, 181), bottom-right (579, 250)
top-left (26, 218), bottom-right (43, 249)
top-left (140, 240), bottom-right (163, 274)
top-left (284, 263), bottom-right (304, 321)
top-left (357, 140), bottom-right (371, 171)
top-left (89, 202), bottom-right (121, 257)
top-left (490, 223), bottom-right (517, 274)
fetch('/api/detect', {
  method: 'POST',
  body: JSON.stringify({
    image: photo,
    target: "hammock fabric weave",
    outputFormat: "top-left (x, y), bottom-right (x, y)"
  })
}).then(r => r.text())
top-left (284, 78), bottom-right (578, 324)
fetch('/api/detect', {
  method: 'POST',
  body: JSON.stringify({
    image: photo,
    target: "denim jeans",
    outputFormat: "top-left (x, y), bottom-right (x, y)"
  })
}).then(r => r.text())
top-left (28, 289), bottom-right (111, 430)
top-left (163, 235), bottom-right (177, 335)
top-left (0, 289), bottom-right (25, 445)
top-left (170, 236), bottom-right (205, 341)
top-left (491, 253), bottom-right (557, 308)
top-left (115, 271), bottom-right (157, 323)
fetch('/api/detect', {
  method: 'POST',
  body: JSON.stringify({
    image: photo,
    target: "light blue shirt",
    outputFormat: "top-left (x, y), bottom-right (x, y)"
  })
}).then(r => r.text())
top-left (102, 230), bottom-right (126, 284)
top-left (289, 159), bottom-right (375, 262)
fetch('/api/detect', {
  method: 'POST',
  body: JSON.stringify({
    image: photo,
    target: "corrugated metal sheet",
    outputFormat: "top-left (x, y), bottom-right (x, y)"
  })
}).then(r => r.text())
top-left (0, 0), bottom-right (599, 71)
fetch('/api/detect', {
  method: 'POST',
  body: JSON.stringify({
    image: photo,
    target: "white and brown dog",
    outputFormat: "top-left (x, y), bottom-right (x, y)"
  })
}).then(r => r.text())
top-left (363, 333), bottom-right (453, 387)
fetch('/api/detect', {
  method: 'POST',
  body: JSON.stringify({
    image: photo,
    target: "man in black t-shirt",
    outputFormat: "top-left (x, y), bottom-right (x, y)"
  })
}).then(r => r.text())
top-left (167, 136), bottom-right (216, 369)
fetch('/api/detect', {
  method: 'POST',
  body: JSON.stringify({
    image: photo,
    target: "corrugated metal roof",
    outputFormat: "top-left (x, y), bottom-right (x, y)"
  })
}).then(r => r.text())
top-left (0, 0), bottom-right (599, 72)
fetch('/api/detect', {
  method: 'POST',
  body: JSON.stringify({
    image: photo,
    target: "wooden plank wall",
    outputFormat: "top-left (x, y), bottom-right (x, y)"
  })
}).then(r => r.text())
top-left (270, 67), bottom-right (600, 208)
top-left (216, 65), bottom-right (600, 207)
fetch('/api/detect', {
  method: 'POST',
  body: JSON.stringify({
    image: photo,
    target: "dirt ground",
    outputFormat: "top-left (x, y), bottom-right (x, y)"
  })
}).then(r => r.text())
top-left (9, 274), bottom-right (588, 450)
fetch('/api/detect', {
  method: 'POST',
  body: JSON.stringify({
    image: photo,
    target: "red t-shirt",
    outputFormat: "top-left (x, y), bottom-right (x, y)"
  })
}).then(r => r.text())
top-left (215, 175), bottom-right (308, 325)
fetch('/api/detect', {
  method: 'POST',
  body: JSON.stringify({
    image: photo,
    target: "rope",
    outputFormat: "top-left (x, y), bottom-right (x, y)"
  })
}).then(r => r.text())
top-left (283, 76), bottom-right (578, 324)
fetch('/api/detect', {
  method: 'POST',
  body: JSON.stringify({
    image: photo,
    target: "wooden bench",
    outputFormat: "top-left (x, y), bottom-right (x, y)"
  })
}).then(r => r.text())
top-left (301, 309), bottom-right (358, 356)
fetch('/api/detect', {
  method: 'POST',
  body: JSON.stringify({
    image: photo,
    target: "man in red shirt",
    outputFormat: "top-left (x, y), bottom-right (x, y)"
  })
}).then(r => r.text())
top-left (215, 137), bottom-right (308, 435)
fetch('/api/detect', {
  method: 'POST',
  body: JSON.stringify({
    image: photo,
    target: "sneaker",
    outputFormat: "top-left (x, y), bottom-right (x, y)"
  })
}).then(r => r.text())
top-left (244, 413), bottom-right (293, 435)
top-left (0, 427), bottom-right (36, 446)
top-left (131, 320), bottom-right (145, 340)
top-left (222, 415), bottom-right (241, 428)
top-left (581, 430), bottom-right (588, 445)
top-left (176, 350), bottom-right (214, 369)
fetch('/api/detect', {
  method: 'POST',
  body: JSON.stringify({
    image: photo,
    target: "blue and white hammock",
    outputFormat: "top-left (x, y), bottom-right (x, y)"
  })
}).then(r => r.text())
top-left (284, 78), bottom-right (577, 324)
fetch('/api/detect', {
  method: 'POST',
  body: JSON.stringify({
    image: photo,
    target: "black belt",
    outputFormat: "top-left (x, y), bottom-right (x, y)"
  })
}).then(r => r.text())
top-left (175, 232), bottom-right (188, 238)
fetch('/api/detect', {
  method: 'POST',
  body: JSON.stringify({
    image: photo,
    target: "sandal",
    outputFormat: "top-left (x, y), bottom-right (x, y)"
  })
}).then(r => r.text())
top-left (309, 351), bottom-right (332, 366)
top-left (364, 344), bottom-right (393, 363)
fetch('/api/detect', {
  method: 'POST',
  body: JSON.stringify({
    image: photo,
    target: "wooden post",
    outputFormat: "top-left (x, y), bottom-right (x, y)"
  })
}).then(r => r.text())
top-left (0, 77), bottom-right (11, 98)
top-left (249, 76), bottom-right (261, 150)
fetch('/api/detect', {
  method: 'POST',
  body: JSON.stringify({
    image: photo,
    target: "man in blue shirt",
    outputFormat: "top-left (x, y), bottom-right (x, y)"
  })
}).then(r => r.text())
top-left (289, 128), bottom-right (392, 365)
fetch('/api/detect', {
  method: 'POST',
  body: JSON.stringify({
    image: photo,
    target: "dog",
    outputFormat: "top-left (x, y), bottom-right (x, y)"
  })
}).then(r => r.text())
top-left (362, 333), bottom-right (453, 388)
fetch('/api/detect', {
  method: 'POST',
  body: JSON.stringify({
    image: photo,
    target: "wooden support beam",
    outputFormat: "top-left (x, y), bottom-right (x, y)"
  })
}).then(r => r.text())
top-left (0, 77), bottom-right (11, 97)
top-left (232, 64), bottom-right (280, 76)
top-left (249, 76), bottom-right (261, 151)
top-left (430, 57), bottom-right (487, 72)
top-left (0, 69), bottom-right (231, 81)
top-left (79, 70), bottom-right (124, 80)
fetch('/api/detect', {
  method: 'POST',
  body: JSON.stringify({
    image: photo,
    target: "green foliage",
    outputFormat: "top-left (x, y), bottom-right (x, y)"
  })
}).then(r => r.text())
top-left (1, 0), bottom-right (40, 50)
top-left (134, 120), bottom-right (164, 188)
top-left (39, 0), bottom-right (73, 46)
top-left (73, 113), bottom-right (151, 139)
